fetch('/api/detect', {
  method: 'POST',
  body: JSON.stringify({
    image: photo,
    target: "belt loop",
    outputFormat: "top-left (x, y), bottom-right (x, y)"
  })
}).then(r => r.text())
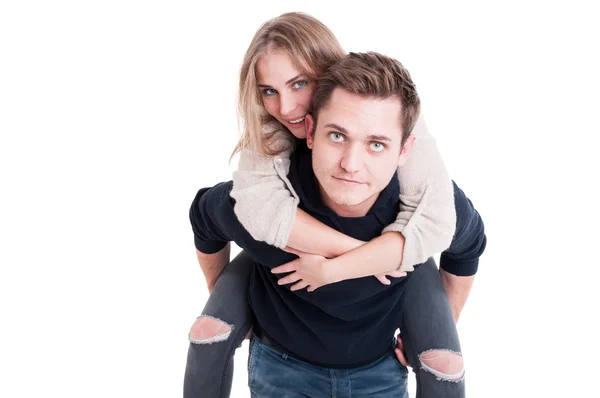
top-left (282, 352), bottom-right (288, 360)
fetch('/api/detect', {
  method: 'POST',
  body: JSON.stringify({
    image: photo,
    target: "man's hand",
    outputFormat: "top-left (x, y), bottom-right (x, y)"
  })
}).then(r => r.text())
top-left (394, 335), bottom-right (410, 367)
top-left (271, 247), bottom-right (331, 292)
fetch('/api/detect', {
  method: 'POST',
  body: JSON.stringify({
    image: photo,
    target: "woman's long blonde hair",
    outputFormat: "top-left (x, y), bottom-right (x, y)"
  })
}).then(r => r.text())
top-left (231, 12), bottom-right (345, 160)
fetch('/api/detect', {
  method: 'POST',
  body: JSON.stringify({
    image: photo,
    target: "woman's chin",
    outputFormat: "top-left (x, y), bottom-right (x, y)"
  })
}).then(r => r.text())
top-left (285, 122), bottom-right (307, 139)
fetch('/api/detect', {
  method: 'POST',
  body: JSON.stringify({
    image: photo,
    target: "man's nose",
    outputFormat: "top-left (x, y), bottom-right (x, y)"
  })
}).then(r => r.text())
top-left (340, 144), bottom-right (363, 173)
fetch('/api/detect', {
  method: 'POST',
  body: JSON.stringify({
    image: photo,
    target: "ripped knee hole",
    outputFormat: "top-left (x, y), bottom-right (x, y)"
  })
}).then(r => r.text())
top-left (188, 316), bottom-right (233, 344)
top-left (419, 349), bottom-right (465, 382)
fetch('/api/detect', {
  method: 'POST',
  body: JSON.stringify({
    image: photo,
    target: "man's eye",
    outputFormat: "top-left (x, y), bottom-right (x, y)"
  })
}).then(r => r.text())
top-left (292, 81), bottom-right (308, 90)
top-left (370, 142), bottom-right (385, 152)
top-left (262, 88), bottom-right (277, 97)
top-left (329, 132), bottom-right (345, 142)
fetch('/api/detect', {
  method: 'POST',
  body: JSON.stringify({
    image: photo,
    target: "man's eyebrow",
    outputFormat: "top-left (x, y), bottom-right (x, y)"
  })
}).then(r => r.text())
top-left (324, 123), bottom-right (393, 142)
top-left (366, 135), bottom-right (392, 142)
top-left (257, 74), bottom-right (304, 89)
top-left (324, 123), bottom-right (348, 134)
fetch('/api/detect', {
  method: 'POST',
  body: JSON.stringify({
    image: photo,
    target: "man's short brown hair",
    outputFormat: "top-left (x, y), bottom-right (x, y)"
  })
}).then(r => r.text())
top-left (311, 52), bottom-right (421, 145)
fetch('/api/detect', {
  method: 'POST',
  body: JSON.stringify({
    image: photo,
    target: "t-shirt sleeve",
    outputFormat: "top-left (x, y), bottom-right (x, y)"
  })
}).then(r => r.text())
top-left (189, 181), bottom-right (237, 254)
top-left (439, 181), bottom-right (487, 276)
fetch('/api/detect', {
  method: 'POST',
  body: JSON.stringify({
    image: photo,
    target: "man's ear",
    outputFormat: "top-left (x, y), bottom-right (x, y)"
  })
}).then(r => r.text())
top-left (398, 134), bottom-right (417, 167)
top-left (305, 114), bottom-right (315, 149)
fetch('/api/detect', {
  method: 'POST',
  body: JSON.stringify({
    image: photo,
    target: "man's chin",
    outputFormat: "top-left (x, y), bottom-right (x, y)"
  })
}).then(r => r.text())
top-left (318, 181), bottom-right (373, 214)
top-left (329, 194), bottom-right (369, 208)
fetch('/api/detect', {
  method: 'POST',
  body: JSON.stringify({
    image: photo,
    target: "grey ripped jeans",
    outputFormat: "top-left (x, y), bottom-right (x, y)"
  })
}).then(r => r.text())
top-left (183, 252), bottom-right (465, 398)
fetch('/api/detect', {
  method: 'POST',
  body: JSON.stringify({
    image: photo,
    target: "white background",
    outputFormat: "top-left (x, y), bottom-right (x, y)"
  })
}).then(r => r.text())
top-left (1, 1), bottom-right (599, 397)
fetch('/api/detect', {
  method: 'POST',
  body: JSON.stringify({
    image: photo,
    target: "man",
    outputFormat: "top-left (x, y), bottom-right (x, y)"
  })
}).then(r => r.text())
top-left (190, 52), bottom-right (486, 397)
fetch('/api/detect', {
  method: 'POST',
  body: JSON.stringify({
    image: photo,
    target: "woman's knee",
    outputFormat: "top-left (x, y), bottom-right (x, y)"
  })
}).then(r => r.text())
top-left (419, 349), bottom-right (464, 382)
top-left (188, 316), bottom-right (233, 344)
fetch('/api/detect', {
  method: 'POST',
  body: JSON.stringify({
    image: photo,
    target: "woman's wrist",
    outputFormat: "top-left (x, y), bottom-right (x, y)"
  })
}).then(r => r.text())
top-left (323, 257), bottom-right (344, 284)
top-left (324, 232), bottom-right (406, 283)
top-left (328, 237), bottom-right (365, 258)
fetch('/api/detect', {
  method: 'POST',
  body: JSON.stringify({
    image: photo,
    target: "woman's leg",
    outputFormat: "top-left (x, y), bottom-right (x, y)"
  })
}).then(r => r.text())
top-left (183, 251), bottom-right (255, 398)
top-left (399, 258), bottom-right (466, 398)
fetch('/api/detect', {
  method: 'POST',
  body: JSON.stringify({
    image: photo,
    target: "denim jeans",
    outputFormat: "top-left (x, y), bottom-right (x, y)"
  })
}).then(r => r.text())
top-left (398, 259), bottom-right (464, 397)
top-left (183, 251), bottom-right (254, 398)
top-left (183, 254), bottom-right (464, 398)
top-left (248, 335), bottom-right (408, 398)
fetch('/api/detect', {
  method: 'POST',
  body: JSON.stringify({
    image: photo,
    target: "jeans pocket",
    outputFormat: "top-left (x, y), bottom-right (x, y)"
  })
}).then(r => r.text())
top-left (395, 356), bottom-right (409, 379)
top-left (385, 352), bottom-right (409, 379)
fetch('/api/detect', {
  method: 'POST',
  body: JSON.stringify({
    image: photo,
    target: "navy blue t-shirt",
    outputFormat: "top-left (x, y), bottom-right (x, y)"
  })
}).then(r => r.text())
top-left (190, 143), bottom-right (486, 367)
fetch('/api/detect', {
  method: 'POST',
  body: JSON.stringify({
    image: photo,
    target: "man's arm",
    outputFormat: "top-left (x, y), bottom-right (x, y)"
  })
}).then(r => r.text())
top-left (438, 181), bottom-right (486, 321)
top-left (196, 244), bottom-right (230, 293)
top-left (190, 182), bottom-right (246, 290)
top-left (440, 269), bottom-right (474, 323)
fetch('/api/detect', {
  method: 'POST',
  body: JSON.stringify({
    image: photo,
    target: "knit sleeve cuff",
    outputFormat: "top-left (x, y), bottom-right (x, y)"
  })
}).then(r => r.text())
top-left (268, 197), bottom-right (300, 249)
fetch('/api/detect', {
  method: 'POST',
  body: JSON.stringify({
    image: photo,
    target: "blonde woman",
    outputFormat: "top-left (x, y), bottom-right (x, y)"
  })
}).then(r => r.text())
top-left (185, 12), bottom-right (485, 398)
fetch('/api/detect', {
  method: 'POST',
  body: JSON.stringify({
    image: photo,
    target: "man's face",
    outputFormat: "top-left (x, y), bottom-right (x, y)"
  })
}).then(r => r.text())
top-left (305, 88), bottom-right (415, 217)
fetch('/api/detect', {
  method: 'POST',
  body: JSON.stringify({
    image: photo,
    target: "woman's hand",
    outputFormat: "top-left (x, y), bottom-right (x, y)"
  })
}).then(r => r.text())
top-left (272, 247), bottom-right (415, 291)
top-left (394, 335), bottom-right (410, 367)
top-left (271, 247), bottom-right (331, 292)
top-left (374, 267), bottom-right (411, 285)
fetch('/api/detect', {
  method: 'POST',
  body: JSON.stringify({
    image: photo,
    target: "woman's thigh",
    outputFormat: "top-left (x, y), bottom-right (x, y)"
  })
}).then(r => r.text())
top-left (399, 259), bottom-right (465, 397)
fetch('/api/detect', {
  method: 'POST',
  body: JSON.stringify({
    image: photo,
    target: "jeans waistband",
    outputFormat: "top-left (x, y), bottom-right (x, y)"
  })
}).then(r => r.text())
top-left (253, 327), bottom-right (292, 355)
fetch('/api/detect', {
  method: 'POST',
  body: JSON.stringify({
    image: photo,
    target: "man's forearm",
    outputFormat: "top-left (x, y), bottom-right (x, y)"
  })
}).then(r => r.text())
top-left (439, 268), bottom-right (475, 323)
top-left (196, 244), bottom-right (231, 292)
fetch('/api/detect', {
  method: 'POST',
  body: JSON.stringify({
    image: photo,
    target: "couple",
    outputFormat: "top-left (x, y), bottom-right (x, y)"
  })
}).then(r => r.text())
top-left (185, 12), bottom-right (486, 398)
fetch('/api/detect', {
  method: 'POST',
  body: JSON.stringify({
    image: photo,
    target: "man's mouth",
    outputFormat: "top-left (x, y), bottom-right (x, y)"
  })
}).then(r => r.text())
top-left (333, 176), bottom-right (365, 185)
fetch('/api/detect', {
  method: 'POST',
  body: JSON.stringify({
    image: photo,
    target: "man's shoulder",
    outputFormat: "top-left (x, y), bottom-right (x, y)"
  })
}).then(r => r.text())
top-left (191, 180), bottom-right (235, 212)
top-left (450, 180), bottom-right (477, 222)
top-left (196, 180), bottom-right (234, 195)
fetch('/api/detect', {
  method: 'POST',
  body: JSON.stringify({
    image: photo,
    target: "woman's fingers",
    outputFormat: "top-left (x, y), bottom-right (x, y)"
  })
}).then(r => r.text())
top-left (290, 280), bottom-right (310, 291)
top-left (394, 336), bottom-right (409, 367)
top-left (386, 270), bottom-right (408, 279)
top-left (277, 271), bottom-right (302, 285)
top-left (271, 260), bottom-right (298, 274)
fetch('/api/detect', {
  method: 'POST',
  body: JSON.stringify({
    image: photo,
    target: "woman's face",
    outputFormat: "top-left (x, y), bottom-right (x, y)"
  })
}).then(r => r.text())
top-left (256, 50), bottom-right (314, 139)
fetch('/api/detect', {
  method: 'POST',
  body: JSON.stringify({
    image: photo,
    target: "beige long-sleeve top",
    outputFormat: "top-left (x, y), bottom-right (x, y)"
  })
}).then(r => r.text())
top-left (230, 113), bottom-right (456, 270)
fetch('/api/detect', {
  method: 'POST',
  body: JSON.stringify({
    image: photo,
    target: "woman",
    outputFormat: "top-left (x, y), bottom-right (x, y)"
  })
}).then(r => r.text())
top-left (185, 12), bottom-right (475, 398)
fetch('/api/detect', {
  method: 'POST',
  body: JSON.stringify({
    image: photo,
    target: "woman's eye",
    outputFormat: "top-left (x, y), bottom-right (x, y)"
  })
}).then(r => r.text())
top-left (370, 142), bottom-right (385, 152)
top-left (329, 132), bottom-right (345, 142)
top-left (262, 88), bottom-right (277, 97)
top-left (292, 80), bottom-right (308, 90)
